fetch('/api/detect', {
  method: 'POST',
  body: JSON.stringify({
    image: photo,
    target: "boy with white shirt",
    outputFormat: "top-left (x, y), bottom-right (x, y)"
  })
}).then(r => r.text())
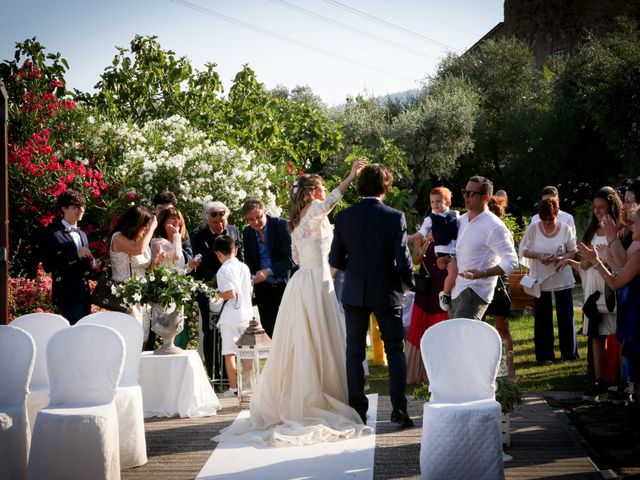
top-left (214, 235), bottom-right (253, 397)
top-left (408, 187), bottom-right (459, 311)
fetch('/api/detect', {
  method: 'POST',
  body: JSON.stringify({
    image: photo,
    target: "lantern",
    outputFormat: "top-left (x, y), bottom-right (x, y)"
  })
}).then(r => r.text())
top-left (235, 317), bottom-right (271, 407)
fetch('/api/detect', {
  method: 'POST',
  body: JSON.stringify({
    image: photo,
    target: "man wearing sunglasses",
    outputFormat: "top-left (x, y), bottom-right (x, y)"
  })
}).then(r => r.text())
top-left (451, 176), bottom-right (519, 320)
top-left (191, 201), bottom-right (243, 380)
top-left (241, 199), bottom-right (294, 339)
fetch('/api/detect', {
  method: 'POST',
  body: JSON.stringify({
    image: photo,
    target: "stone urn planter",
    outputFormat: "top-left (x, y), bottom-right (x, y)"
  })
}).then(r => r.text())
top-left (150, 303), bottom-right (184, 355)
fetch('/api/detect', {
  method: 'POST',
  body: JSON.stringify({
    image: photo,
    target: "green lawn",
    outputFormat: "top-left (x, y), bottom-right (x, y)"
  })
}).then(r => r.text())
top-left (368, 310), bottom-right (590, 396)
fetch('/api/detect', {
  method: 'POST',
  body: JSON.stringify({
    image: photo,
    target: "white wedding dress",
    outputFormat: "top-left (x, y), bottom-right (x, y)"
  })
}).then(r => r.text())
top-left (214, 188), bottom-right (372, 446)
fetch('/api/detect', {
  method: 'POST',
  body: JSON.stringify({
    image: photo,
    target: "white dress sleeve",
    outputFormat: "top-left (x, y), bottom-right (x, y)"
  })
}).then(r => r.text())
top-left (296, 188), bottom-right (343, 241)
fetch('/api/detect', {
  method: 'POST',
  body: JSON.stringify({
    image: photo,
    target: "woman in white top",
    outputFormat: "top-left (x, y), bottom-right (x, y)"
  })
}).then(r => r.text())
top-left (520, 197), bottom-right (578, 362)
top-left (557, 186), bottom-right (624, 399)
top-left (110, 205), bottom-right (157, 346)
top-left (150, 206), bottom-right (192, 272)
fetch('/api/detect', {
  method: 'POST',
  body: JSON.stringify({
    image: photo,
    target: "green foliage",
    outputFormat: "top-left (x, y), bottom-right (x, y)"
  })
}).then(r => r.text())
top-left (84, 115), bottom-right (278, 229)
top-left (545, 18), bottom-right (640, 189)
top-left (90, 35), bottom-right (224, 124)
top-left (390, 75), bottom-right (479, 180)
top-left (495, 376), bottom-right (524, 414)
top-left (0, 39), bottom-right (122, 276)
top-left (331, 95), bottom-right (388, 151)
top-left (115, 266), bottom-right (213, 310)
top-left (411, 375), bottom-right (523, 413)
top-left (503, 213), bottom-right (530, 247)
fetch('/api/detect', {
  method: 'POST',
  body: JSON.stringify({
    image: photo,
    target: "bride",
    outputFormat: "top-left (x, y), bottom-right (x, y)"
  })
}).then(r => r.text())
top-left (214, 158), bottom-right (372, 446)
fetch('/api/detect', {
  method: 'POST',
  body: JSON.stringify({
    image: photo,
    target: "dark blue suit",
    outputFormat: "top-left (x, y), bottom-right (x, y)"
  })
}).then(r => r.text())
top-left (242, 215), bottom-right (294, 338)
top-left (41, 220), bottom-right (92, 324)
top-left (329, 198), bottom-right (414, 421)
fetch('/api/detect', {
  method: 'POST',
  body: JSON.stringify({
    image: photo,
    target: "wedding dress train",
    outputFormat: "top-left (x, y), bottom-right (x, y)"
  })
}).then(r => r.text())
top-left (214, 189), bottom-right (372, 446)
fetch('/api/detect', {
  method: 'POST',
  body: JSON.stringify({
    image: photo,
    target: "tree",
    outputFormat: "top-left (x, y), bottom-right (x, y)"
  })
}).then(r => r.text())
top-left (390, 75), bottom-right (479, 181)
top-left (89, 35), bottom-right (225, 125)
top-left (545, 17), bottom-right (640, 189)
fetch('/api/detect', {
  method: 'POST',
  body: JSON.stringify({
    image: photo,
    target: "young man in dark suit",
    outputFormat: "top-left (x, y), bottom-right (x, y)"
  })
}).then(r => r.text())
top-left (241, 199), bottom-right (294, 338)
top-left (41, 190), bottom-right (101, 324)
top-left (329, 164), bottom-right (415, 427)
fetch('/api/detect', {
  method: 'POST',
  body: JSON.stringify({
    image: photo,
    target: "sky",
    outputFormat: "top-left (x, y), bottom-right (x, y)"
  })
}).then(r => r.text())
top-left (1, 0), bottom-right (504, 106)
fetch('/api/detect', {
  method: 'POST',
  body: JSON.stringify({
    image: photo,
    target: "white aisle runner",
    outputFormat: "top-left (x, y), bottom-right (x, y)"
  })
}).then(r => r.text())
top-left (196, 394), bottom-right (378, 480)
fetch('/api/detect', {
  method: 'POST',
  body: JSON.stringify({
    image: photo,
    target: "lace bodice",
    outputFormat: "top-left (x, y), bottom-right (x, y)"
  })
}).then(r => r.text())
top-left (291, 188), bottom-right (342, 267)
top-left (110, 232), bottom-right (151, 281)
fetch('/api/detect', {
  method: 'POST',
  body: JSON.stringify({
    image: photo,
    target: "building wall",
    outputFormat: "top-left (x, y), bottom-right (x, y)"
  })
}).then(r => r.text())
top-left (477, 0), bottom-right (640, 64)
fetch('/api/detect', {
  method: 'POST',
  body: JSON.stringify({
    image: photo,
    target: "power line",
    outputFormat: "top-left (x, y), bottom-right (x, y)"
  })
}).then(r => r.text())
top-left (384, 0), bottom-right (474, 38)
top-left (318, 0), bottom-right (460, 52)
top-left (270, 0), bottom-right (438, 60)
top-left (170, 0), bottom-right (415, 81)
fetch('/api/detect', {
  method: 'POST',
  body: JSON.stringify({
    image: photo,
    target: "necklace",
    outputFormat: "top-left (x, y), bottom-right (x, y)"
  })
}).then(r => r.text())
top-left (540, 222), bottom-right (558, 236)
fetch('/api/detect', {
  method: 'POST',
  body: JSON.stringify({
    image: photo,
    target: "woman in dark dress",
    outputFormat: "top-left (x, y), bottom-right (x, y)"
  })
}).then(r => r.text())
top-left (405, 235), bottom-right (449, 384)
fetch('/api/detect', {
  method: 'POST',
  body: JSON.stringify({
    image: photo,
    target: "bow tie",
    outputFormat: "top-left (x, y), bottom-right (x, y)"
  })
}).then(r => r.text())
top-left (65, 226), bottom-right (81, 233)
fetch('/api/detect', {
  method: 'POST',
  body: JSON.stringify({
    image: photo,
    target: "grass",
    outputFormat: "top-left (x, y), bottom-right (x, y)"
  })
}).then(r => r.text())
top-left (367, 309), bottom-right (589, 396)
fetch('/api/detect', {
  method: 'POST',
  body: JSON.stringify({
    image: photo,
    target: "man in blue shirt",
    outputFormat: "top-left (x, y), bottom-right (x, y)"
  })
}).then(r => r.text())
top-left (241, 199), bottom-right (294, 338)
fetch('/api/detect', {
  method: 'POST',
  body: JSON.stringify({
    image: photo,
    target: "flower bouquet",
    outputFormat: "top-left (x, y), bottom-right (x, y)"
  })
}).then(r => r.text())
top-left (115, 267), bottom-right (214, 354)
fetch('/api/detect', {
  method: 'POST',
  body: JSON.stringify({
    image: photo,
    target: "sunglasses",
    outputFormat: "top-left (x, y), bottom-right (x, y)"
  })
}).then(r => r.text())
top-left (208, 211), bottom-right (225, 218)
top-left (461, 189), bottom-right (483, 198)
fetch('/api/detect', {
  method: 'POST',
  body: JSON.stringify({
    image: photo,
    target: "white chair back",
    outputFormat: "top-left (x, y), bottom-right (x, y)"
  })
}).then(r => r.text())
top-left (0, 327), bottom-right (35, 480)
top-left (47, 324), bottom-right (125, 407)
top-left (0, 326), bottom-right (35, 407)
top-left (421, 318), bottom-right (501, 403)
top-left (11, 313), bottom-right (70, 390)
top-left (78, 312), bottom-right (143, 386)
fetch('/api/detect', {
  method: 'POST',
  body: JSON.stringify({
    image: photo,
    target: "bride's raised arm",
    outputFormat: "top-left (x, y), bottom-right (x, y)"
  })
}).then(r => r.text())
top-left (311, 158), bottom-right (367, 218)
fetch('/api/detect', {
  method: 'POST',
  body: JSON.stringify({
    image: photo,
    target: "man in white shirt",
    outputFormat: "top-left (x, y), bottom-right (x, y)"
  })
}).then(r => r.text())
top-left (531, 186), bottom-right (576, 237)
top-left (451, 176), bottom-right (519, 320)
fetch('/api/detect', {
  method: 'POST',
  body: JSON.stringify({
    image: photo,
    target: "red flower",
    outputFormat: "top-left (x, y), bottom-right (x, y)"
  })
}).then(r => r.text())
top-left (39, 214), bottom-right (55, 227)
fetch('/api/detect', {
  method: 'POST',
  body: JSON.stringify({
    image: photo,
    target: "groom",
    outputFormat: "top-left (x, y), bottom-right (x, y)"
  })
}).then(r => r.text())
top-left (329, 163), bottom-right (415, 428)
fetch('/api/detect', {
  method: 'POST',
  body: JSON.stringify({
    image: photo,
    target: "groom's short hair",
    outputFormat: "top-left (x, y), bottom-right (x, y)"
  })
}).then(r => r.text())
top-left (357, 164), bottom-right (393, 197)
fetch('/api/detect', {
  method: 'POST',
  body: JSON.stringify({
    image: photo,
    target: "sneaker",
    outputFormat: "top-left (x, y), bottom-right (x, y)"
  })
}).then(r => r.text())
top-left (583, 380), bottom-right (608, 401)
top-left (438, 291), bottom-right (451, 312)
top-left (609, 382), bottom-right (632, 405)
top-left (221, 388), bottom-right (238, 398)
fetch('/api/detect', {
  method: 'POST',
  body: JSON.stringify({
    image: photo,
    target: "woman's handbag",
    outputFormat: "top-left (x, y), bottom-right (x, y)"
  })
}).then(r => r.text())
top-left (91, 279), bottom-right (128, 313)
top-left (412, 258), bottom-right (430, 295)
top-left (519, 274), bottom-right (541, 298)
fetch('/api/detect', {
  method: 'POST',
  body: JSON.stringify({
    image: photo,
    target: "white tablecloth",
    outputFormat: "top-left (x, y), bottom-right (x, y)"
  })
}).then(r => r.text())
top-left (139, 350), bottom-right (220, 418)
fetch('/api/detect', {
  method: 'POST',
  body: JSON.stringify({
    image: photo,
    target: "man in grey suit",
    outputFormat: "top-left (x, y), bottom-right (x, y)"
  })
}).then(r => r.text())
top-left (329, 164), bottom-right (415, 428)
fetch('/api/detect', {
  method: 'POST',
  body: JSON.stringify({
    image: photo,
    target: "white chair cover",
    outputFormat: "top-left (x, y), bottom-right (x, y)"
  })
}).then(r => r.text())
top-left (79, 312), bottom-right (147, 468)
top-left (27, 324), bottom-right (125, 480)
top-left (419, 318), bottom-right (504, 480)
top-left (0, 325), bottom-right (35, 480)
top-left (11, 312), bottom-right (70, 434)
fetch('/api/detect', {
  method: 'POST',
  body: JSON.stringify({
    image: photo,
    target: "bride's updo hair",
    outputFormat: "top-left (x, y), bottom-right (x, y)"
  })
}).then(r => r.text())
top-left (289, 173), bottom-right (322, 231)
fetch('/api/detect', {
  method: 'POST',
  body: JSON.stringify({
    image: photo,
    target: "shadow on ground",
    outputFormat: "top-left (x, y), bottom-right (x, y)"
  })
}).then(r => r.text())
top-left (544, 391), bottom-right (640, 478)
